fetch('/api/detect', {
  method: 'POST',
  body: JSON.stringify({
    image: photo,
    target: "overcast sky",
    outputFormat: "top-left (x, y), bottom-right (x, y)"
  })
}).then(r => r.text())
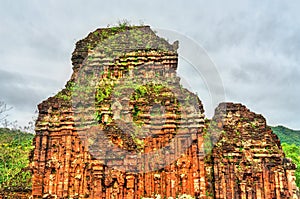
top-left (0, 0), bottom-right (299, 130)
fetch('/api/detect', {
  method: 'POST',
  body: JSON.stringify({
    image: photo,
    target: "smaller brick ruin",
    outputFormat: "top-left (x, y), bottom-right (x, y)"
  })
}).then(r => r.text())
top-left (31, 25), bottom-right (299, 198)
top-left (209, 103), bottom-right (298, 199)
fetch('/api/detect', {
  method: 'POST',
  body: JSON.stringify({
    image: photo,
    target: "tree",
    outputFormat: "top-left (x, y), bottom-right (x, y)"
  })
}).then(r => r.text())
top-left (0, 101), bottom-right (12, 128)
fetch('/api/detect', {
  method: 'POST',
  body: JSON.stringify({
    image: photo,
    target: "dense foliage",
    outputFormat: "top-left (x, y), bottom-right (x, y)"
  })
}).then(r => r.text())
top-left (271, 126), bottom-right (300, 187)
top-left (0, 128), bottom-right (34, 192)
top-left (281, 143), bottom-right (300, 187)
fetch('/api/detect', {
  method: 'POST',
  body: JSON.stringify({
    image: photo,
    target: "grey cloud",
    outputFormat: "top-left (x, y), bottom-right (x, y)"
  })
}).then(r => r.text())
top-left (0, 69), bottom-right (61, 111)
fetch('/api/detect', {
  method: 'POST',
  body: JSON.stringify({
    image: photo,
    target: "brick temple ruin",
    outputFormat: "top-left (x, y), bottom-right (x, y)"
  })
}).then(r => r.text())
top-left (32, 25), bottom-right (299, 198)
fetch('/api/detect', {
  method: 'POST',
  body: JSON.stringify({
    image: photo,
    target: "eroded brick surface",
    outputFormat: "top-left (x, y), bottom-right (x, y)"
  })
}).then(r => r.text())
top-left (209, 103), bottom-right (299, 199)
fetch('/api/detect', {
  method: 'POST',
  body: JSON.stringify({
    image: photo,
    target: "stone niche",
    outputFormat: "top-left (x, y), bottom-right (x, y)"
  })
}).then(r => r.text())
top-left (31, 25), bottom-right (299, 199)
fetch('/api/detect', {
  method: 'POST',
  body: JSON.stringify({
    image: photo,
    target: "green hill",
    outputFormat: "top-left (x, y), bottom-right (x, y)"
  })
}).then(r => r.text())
top-left (271, 125), bottom-right (300, 146)
top-left (271, 125), bottom-right (300, 187)
top-left (0, 127), bottom-right (34, 196)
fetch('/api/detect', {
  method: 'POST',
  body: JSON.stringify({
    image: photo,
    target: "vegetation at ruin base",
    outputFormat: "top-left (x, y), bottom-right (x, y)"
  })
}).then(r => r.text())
top-left (0, 128), bottom-right (34, 193)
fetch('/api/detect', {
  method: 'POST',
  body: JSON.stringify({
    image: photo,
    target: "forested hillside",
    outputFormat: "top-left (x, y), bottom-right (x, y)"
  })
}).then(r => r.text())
top-left (271, 125), bottom-right (300, 187)
top-left (0, 128), bottom-right (34, 197)
top-left (271, 125), bottom-right (300, 146)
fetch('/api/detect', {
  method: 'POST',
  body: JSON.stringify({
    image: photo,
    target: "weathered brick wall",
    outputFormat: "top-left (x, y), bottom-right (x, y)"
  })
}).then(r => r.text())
top-left (31, 25), bottom-right (298, 199)
top-left (209, 103), bottom-right (298, 199)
